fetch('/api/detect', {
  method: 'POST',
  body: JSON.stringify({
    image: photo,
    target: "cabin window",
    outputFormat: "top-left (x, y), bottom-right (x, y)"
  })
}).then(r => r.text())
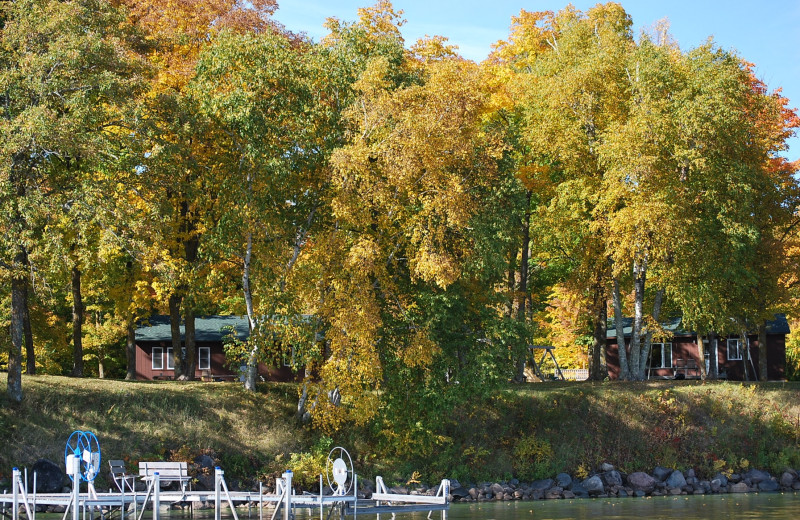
top-left (727, 338), bottom-right (742, 360)
top-left (648, 342), bottom-right (673, 369)
top-left (166, 347), bottom-right (174, 370)
top-left (198, 347), bottom-right (211, 370)
top-left (152, 347), bottom-right (164, 370)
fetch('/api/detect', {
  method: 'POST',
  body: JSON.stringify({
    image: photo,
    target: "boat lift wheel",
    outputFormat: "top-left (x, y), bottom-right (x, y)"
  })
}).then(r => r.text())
top-left (325, 446), bottom-right (353, 496)
top-left (64, 430), bottom-right (101, 482)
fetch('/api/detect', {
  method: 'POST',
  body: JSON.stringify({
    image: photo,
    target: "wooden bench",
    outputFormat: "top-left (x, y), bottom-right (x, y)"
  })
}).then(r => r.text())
top-left (139, 461), bottom-right (191, 493)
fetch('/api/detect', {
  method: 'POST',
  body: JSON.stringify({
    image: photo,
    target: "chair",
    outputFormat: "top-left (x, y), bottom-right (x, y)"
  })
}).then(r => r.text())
top-left (109, 459), bottom-right (136, 493)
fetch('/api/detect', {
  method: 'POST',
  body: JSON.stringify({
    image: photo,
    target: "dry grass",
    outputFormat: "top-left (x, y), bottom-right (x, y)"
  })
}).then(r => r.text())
top-left (0, 374), bottom-right (305, 489)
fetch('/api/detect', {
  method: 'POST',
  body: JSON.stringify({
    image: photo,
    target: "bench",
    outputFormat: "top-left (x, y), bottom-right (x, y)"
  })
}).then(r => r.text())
top-left (139, 461), bottom-right (191, 493)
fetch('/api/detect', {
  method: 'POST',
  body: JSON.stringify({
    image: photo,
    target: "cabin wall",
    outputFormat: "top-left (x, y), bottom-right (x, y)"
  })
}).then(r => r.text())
top-left (135, 342), bottom-right (299, 382)
top-left (605, 334), bottom-right (786, 381)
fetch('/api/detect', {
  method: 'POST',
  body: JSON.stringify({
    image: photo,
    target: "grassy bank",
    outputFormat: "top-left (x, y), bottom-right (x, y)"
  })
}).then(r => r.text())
top-left (1, 375), bottom-right (798, 490)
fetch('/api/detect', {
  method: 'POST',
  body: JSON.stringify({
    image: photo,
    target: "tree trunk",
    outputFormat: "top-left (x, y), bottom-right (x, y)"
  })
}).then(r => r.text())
top-left (125, 320), bottom-right (137, 380)
top-left (71, 265), bottom-right (84, 377)
top-left (740, 328), bottom-right (750, 381)
top-left (183, 308), bottom-right (196, 380)
top-left (639, 288), bottom-right (664, 378)
top-left (612, 276), bottom-right (629, 380)
top-left (513, 197), bottom-right (531, 383)
top-left (708, 331), bottom-right (718, 380)
top-left (630, 253), bottom-right (647, 380)
top-left (589, 292), bottom-right (607, 381)
top-left (243, 230), bottom-right (258, 391)
top-left (9, 249), bottom-right (26, 403)
top-left (758, 321), bottom-right (768, 381)
top-left (697, 335), bottom-right (707, 381)
top-left (169, 292), bottom-right (183, 379)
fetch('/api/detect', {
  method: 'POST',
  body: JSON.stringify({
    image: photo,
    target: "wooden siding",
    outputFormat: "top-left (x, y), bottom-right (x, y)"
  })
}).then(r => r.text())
top-left (605, 334), bottom-right (786, 381)
top-left (135, 341), bottom-right (298, 382)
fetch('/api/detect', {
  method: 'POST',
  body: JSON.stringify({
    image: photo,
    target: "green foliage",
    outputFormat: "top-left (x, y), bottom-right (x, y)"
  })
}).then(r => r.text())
top-left (288, 436), bottom-right (334, 489)
top-left (513, 435), bottom-right (555, 481)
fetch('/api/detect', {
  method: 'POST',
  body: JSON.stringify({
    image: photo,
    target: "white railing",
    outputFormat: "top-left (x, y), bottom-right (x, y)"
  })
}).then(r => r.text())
top-left (560, 369), bottom-right (588, 381)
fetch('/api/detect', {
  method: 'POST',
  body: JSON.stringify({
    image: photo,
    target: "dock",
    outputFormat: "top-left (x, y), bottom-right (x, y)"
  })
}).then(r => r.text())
top-left (0, 467), bottom-right (450, 520)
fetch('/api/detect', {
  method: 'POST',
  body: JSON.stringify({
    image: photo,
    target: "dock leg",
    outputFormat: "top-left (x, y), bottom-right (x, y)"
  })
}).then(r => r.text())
top-left (281, 471), bottom-right (292, 520)
top-left (12, 468), bottom-right (19, 520)
top-left (153, 473), bottom-right (160, 520)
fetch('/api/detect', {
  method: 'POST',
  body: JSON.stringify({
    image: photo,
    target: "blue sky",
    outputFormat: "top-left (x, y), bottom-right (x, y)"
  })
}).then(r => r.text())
top-left (275, 1), bottom-right (800, 162)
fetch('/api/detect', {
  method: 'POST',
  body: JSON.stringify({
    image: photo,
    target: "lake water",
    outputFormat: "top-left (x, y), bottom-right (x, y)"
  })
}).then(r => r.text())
top-left (338, 492), bottom-right (799, 519)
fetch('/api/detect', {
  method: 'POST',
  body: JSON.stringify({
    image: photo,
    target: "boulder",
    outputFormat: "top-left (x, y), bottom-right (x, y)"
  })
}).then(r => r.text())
top-left (744, 469), bottom-right (771, 484)
top-left (712, 472), bottom-right (729, 487)
top-left (758, 479), bottom-right (779, 492)
top-left (600, 462), bottom-right (615, 472)
top-left (555, 473), bottom-right (572, 488)
top-left (582, 475), bottom-right (605, 496)
top-left (570, 482), bottom-right (588, 498)
top-left (603, 470), bottom-right (623, 487)
top-left (450, 486), bottom-right (470, 499)
top-left (628, 472), bottom-right (657, 493)
top-left (545, 487), bottom-right (563, 499)
top-left (653, 466), bottom-right (672, 481)
top-left (730, 482), bottom-right (750, 493)
top-left (666, 470), bottom-right (687, 490)
top-left (491, 483), bottom-right (504, 496)
top-left (780, 471), bottom-right (796, 488)
top-left (563, 490), bottom-right (575, 499)
top-left (530, 478), bottom-right (553, 491)
top-left (29, 459), bottom-right (64, 494)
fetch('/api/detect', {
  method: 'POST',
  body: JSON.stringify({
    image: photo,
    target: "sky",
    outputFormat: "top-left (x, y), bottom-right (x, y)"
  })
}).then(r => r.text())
top-left (274, 0), bottom-right (800, 162)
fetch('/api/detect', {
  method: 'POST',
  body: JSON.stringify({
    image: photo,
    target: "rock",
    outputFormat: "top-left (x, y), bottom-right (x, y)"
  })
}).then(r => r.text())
top-left (29, 459), bottom-right (64, 493)
top-left (730, 482), bottom-right (749, 493)
top-left (729, 473), bottom-right (742, 483)
top-left (712, 473), bottom-right (729, 487)
top-left (628, 472), bottom-right (657, 493)
top-left (666, 470), bottom-right (687, 489)
top-left (509, 478), bottom-right (520, 487)
top-left (468, 487), bottom-right (478, 499)
top-left (793, 481), bottom-right (800, 491)
top-left (601, 462), bottom-right (615, 472)
top-left (555, 473), bottom-right (572, 488)
top-left (582, 475), bottom-right (605, 496)
top-left (634, 490), bottom-right (646, 497)
top-left (530, 489), bottom-right (544, 500)
top-left (744, 469), bottom-right (771, 484)
top-left (686, 469), bottom-right (696, 478)
top-left (668, 487), bottom-right (683, 496)
top-left (603, 470), bottom-right (623, 487)
top-left (758, 479), bottom-right (779, 492)
top-left (531, 479), bottom-right (553, 491)
top-left (513, 490), bottom-right (524, 499)
top-left (570, 482), bottom-right (588, 498)
top-left (545, 487), bottom-right (563, 499)
top-left (653, 466), bottom-right (672, 481)
top-left (710, 479), bottom-right (722, 493)
top-left (450, 486), bottom-right (470, 499)
top-left (491, 483), bottom-right (504, 496)
top-left (780, 471), bottom-right (796, 488)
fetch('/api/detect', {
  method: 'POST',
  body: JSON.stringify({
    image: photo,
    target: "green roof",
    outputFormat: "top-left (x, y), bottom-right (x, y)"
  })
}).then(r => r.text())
top-left (135, 315), bottom-right (250, 343)
top-left (607, 314), bottom-right (789, 339)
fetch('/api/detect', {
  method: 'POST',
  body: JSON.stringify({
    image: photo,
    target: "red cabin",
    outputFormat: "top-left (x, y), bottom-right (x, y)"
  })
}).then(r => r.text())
top-left (134, 315), bottom-right (299, 382)
top-left (605, 315), bottom-right (788, 381)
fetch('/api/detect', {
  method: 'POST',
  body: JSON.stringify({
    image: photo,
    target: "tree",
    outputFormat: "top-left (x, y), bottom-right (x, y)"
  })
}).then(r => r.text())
top-left (0, 0), bottom-right (148, 399)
